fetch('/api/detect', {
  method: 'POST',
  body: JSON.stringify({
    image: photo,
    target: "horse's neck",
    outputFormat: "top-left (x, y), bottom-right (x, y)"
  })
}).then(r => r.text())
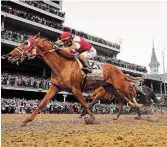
top-left (37, 43), bottom-right (82, 88)
top-left (39, 50), bottom-right (68, 76)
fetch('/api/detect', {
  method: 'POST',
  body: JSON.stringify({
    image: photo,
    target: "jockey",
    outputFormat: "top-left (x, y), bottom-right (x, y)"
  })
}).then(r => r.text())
top-left (55, 32), bottom-right (97, 73)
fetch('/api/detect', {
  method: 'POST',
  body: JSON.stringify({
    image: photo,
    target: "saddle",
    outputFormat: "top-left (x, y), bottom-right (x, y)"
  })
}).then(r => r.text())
top-left (77, 59), bottom-right (104, 81)
top-left (76, 59), bottom-right (104, 92)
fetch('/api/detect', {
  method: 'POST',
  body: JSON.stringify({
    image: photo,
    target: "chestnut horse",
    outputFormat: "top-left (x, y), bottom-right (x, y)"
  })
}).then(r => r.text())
top-left (80, 80), bottom-right (142, 118)
top-left (7, 33), bottom-right (141, 126)
top-left (83, 85), bottom-right (160, 120)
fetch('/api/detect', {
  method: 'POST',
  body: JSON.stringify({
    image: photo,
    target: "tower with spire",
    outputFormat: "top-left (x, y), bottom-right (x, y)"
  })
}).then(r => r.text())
top-left (148, 40), bottom-right (160, 74)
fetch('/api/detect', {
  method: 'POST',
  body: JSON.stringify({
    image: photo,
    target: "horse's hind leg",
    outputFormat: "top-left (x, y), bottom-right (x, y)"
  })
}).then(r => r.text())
top-left (134, 108), bottom-right (142, 120)
top-left (113, 100), bottom-right (124, 120)
top-left (132, 97), bottom-right (144, 108)
top-left (103, 85), bottom-right (137, 108)
top-left (21, 85), bottom-right (59, 126)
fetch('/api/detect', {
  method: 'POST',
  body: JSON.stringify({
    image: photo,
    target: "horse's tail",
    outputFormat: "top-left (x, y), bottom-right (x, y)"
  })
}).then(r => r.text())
top-left (123, 74), bottom-right (133, 82)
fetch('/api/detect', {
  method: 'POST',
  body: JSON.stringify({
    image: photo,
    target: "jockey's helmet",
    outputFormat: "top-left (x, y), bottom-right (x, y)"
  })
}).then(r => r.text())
top-left (61, 32), bottom-right (72, 41)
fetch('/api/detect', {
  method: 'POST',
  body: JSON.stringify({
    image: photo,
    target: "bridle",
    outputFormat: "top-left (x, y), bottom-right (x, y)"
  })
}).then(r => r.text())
top-left (12, 38), bottom-right (59, 65)
top-left (3, 36), bottom-right (74, 65)
top-left (13, 39), bottom-right (39, 64)
top-left (15, 46), bottom-right (25, 57)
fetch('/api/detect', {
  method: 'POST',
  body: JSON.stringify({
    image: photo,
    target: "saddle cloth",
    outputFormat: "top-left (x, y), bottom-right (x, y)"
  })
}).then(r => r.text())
top-left (76, 59), bottom-right (104, 81)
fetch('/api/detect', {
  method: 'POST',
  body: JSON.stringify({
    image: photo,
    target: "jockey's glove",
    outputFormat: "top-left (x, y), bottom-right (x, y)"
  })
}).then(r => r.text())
top-left (55, 40), bottom-right (64, 46)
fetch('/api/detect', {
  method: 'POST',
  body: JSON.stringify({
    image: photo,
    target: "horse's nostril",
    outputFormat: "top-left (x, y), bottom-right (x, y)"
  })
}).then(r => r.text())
top-left (18, 59), bottom-right (21, 62)
top-left (7, 54), bottom-right (13, 57)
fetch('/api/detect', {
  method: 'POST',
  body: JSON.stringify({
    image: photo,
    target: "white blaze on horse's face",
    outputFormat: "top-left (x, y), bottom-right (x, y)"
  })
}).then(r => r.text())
top-left (7, 33), bottom-right (40, 64)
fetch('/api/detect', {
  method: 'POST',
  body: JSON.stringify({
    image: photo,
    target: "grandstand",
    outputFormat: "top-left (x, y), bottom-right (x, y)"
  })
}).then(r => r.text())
top-left (1, 0), bottom-right (148, 105)
top-left (2, 2), bottom-right (167, 147)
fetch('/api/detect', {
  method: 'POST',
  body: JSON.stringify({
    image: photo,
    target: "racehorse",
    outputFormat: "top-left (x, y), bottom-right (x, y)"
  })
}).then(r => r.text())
top-left (7, 33), bottom-right (142, 126)
top-left (82, 85), bottom-right (160, 119)
top-left (115, 85), bottom-right (161, 119)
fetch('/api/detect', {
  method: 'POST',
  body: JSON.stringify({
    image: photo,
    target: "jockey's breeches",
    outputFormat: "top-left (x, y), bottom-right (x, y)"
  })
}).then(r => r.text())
top-left (80, 46), bottom-right (97, 59)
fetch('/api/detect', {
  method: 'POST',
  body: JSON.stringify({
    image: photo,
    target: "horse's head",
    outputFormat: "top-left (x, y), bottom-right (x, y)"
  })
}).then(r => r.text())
top-left (7, 33), bottom-right (40, 65)
top-left (7, 32), bottom-right (75, 65)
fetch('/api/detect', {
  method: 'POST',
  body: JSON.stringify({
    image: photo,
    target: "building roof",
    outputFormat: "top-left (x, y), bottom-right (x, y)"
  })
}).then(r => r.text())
top-left (145, 73), bottom-right (167, 83)
top-left (148, 46), bottom-right (160, 66)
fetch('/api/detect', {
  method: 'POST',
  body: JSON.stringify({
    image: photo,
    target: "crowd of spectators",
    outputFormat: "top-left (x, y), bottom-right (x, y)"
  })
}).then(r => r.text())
top-left (2, 29), bottom-right (32, 43)
top-left (2, 4), bottom-right (64, 30)
top-left (94, 55), bottom-right (147, 72)
top-left (67, 27), bottom-right (120, 49)
top-left (20, 0), bottom-right (65, 17)
top-left (1, 4), bottom-right (120, 49)
top-left (1, 29), bottom-right (147, 72)
top-left (1, 71), bottom-right (51, 90)
top-left (1, 29), bottom-right (52, 43)
top-left (2, 97), bottom-right (167, 115)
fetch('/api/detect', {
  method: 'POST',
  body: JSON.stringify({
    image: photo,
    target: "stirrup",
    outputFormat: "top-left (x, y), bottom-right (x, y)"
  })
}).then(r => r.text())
top-left (83, 67), bottom-right (92, 73)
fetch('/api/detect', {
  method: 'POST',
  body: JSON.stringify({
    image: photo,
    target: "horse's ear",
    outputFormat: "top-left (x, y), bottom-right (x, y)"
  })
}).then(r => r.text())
top-left (33, 32), bottom-right (40, 39)
top-left (36, 32), bottom-right (40, 38)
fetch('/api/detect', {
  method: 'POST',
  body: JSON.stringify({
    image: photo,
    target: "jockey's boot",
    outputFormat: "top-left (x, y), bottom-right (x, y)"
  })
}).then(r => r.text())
top-left (79, 56), bottom-right (92, 73)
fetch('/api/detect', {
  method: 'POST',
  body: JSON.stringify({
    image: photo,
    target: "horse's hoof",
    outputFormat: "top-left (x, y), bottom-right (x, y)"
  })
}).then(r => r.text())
top-left (128, 101), bottom-right (136, 108)
top-left (134, 117), bottom-right (142, 120)
top-left (91, 115), bottom-right (95, 120)
top-left (113, 118), bottom-right (118, 120)
top-left (135, 104), bottom-right (144, 108)
top-left (84, 117), bottom-right (96, 125)
top-left (78, 115), bottom-right (83, 118)
top-left (79, 112), bottom-right (87, 118)
top-left (20, 122), bottom-right (26, 127)
top-left (88, 93), bottom-right (94, 97)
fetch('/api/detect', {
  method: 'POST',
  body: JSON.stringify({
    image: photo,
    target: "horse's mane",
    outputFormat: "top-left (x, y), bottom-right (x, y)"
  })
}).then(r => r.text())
top-left (38, 39), bottom-right (53, 51)
top-left (38, 39), bottom-right (76, 61)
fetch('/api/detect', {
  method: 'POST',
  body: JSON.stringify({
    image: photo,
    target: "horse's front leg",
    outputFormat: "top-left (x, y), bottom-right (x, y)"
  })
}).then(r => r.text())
top-left (72, 87), bottom-right (95, 120)
top-left (80, 88), bottom-right (105, 118)
top-left (79, 95), bottom-right (100, 118)
top-left (21, 85), bottom-right (59, 126)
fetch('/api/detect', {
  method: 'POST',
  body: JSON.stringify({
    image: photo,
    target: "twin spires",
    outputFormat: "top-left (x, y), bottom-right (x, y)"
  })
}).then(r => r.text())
top-left (148, 40), bottom-right (160, 74)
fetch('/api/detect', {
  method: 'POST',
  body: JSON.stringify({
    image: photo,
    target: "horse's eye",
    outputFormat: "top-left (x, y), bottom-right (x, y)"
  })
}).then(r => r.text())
top-left (24, 41), bottom-right (28, 45)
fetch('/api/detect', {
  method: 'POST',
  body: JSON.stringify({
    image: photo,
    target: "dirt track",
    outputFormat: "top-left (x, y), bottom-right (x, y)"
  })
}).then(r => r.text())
top-left (2, 114), bottom-right (167, 147)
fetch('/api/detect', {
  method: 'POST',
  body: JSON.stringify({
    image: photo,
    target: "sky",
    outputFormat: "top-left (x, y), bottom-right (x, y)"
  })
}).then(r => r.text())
top-left (62, 0), bottom-right (167, 74)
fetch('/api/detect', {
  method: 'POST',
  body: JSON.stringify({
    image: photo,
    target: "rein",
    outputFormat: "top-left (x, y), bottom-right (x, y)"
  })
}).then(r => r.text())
top-left (2, 38), bottom-right (61, 66)
top-left (36, 48), bottom-right (57, 57)
top-left (22, 39), bottom-right (60, 58)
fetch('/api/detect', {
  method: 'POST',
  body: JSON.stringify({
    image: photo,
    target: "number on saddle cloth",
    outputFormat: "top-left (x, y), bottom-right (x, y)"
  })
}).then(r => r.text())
top-left (76, 59), bottom-right (103, 80)
top-left (87, 61), bottom-right (103, 81)
top-left (89, 61), bottom-right (101, 70)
